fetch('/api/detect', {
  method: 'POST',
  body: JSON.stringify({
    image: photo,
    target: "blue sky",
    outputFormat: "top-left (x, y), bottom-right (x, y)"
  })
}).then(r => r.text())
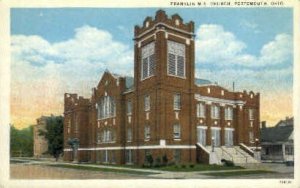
top-left (11, 8), bottom-right (293, 128)
top-left (11, 8), bottom-right (292, 55)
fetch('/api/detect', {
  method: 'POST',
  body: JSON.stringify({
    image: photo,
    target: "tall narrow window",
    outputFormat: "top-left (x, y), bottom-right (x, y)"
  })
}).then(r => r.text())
top-left (225, 106), bottom-right (233, 120)
top-left (101, 129), bottom-right (116, 143)
top-left (127, 100), bottom-right (132, 115)
top-left (127, 128), bottom-right (132, 142)
top-left (249, 109), bottom-right (254, 120)
top-left (97, 132), bottom-right (101, 144)
top-left (144, 125), bottom-right (150, 140)
top-left (167, 40), bottom-right (185, 78)
top-left (144, 95), bottom-right (150, 111)
top-left (211, 105), bottom-right (220, 119)
top-left (197, 103), bottom-right (205, 118)
top-left (97, 96), bottom-right (116, 119)
top-left (249, 131), bottom-right (254, 142)
top-left (126, 150), bottom-right (133, 164)
top-left (211, 128), bottom-right (221, 146)
top-left (173, 93), bottom-right (181, 110)
top-left (173, 124), bottom-right (181, 139)
top-left (141, 42), bottom-right (155, 80)
top-left (173, 149), bottom-right (181, 163)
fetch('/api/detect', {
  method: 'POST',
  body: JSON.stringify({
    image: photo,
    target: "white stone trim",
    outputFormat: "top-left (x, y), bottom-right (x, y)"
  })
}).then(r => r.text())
top-left (210, 127), bottom-right (221, 130)
top-left (138, 34), bottom-right (156, 47)
top-left (195, 94), bottom-right (245, 106)
top-left (64, 145), bottom-right (196, 152)
top-left (224, 127), bottom-right (235, 131)
top-left (135, 22), bottom-right (194, 40)
top-left (197, 125), bottom-right (207, 129)
top-left (196, 143), bottom-right (210, 154)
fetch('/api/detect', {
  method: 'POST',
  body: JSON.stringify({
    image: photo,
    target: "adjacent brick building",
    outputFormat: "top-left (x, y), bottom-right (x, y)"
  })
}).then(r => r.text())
top-left (33, 116), bottom-right (49, 158)
top-left (63, 10), bottom-right (260, 165)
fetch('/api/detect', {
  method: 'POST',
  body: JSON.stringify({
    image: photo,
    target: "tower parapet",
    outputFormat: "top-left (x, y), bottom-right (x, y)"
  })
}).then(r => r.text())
top-left (134, 9), bottom-right (194, 39)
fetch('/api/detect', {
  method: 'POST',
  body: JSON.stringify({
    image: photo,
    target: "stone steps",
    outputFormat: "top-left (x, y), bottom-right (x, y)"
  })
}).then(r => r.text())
top-left (205, 145), bottom-right (259, 164)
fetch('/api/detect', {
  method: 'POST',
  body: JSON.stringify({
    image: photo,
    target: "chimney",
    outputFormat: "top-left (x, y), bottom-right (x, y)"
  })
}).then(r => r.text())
top-left (261, 121), bottom-right (266, 129)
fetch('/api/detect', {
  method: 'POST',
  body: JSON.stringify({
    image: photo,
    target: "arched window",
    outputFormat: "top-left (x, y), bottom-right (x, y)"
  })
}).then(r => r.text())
top-left (97, 96), bottom-right (116, 119)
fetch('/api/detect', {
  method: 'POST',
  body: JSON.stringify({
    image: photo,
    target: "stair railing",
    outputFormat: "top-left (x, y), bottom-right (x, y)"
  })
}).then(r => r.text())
top-left (221, 147), bottom-right (234, 162)
top-left (234, 147), bottom-right (248, 163)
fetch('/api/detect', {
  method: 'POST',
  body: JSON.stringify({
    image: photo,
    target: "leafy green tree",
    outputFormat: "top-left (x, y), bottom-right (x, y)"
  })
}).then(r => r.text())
top-left (10, 124), bottom-right (33, 157)
top-left (39, 116), bottom-right (64, 161)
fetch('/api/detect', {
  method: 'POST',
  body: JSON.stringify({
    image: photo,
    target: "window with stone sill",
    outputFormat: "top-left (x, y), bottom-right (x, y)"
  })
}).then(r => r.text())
top-left (127, 128), bottom-right (132, 142)
top-left (97, 96), bottom-right (116, 119)
top-left (141, 42), bottom-right (155, 80)
top-left (127, 100), bottom-right (132, 115)
top-left (167, 40), bottom-right (185, 78)
top-left (197, 103), bottom-right (205, 118)
top-left (249, 109), bottom-right (255, 120)
top-left (211, 105), bottom-right (220, 119)
top-left (101, 129), bottom-right (116, 143)
top-left (144, 125), bottom-right (150, 140)
top-left (173, 149), bottom-right (181, 163)
top-left (126, 149), bottom-right (133, 164)
top-left (144, 95), bottom-right (150, 111)
top-left (225, 106), bottom-right (233, 120)
top-left (173, 124), bottom-right (181, 139)
top-left (173, 93), bottom-right (181, 110)
top-left (96, 132), bottom-right (101, 144)
top-left (249, 131), bottom-right (254, 142)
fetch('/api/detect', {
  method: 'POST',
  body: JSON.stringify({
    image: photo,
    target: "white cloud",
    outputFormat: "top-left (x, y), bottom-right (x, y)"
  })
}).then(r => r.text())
top-left (11, 25), bottom-right (134, 98)
top-left (196, 25), bottom-right (246, 64)
top-left (195, 24), bottom-right (292, 67)
top-left (240, 20), bottom-right (260, 33)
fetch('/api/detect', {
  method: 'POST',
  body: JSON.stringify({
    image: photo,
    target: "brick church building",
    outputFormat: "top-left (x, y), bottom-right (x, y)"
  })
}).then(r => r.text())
top-left (63, 10), bottom-right (260, 165)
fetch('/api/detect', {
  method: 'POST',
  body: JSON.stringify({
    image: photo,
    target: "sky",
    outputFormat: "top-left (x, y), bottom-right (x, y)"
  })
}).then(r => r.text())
top-left (11, 8), bottom-right (293, 129)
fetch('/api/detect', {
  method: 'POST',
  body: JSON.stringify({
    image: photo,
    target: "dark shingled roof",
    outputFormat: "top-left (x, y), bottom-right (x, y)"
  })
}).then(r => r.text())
top-left (261, 125), bottom-right (293, 143)
top-left (195, 78), bottom-right (212, 86)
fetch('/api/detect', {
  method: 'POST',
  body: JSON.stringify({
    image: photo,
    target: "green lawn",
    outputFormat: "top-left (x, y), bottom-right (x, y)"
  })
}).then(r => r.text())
top-left (157, 164), bottom-right (243, 172)
top-left (203, 170), bottom-right (276, 177)
top-left (87, 163), bottom-right (244, 172)
top-left (48, 164), bottom-right (158, 175)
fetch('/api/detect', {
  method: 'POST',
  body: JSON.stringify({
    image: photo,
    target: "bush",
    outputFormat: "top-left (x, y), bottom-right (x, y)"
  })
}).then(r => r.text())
top-left (162, 154), bottom-right (168, 166)
top-left (221, 159), bottom-right (235, 167)
top-left (145, 154), bottom-right (154, 167)
top-left (168, 161), bottom-right (175, 166)
top-left (154, 157), bottom-right (162, 168)
top-left (181, 164), bottom-right (186, 168)
top-left (189, 164), bottom-right (194, 168)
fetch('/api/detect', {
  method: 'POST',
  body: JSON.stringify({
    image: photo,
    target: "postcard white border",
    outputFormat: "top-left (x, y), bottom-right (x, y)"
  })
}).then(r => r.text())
top-left (0, 0), bottom-right (299, 187)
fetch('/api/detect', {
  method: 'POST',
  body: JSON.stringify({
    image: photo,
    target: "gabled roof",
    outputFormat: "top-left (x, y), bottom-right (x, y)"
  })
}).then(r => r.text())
top-left (275, 117), bottom-right (293, 127)
top-left (261, 124), bottom-right (293, 143)
top-left (194, 78), bottom-right (213, 86)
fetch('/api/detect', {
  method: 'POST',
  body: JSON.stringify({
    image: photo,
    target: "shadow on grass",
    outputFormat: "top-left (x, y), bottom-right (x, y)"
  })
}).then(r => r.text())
top-left (202, 170), bottom-right (276, 177)
top-left (48, 164), bottom-right (158, 175)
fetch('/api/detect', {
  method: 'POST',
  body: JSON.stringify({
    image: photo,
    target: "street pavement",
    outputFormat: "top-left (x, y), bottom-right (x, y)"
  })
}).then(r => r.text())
top-left (10, 157), bottom-right (294, 179)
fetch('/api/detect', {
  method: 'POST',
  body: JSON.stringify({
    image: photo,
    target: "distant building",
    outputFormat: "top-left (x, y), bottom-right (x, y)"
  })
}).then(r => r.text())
top-left (33, 116), bottom-right (49, 158)
top-left (260, 117), bottom-right (294, 162)
top-left (63, 10), bottom-right (260, 165)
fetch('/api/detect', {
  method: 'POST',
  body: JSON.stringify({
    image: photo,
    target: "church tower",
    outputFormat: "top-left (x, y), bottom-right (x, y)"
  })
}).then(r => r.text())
top-left (133, 10), bottom-right (196, 164)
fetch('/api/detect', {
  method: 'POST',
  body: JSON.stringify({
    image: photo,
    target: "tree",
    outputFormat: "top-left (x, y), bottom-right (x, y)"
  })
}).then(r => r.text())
top-left (10, 124), bottom-right (33, 157)
top-left (39, 116), bottom-right (64, 161)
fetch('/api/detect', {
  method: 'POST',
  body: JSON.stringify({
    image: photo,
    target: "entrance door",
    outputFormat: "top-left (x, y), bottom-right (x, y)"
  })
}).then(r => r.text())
top-left (225, 129), bottom-right (234, 147)
top-left (211, 128), bottom-right (220, 147)
top-left (197, 127), bottom-right (207, 146)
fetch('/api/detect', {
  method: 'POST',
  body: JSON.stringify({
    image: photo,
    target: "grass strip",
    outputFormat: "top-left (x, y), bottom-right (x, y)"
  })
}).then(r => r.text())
top-left (86, 163), bottom-right (244, 172)
top-left (48, 164), bottom-right (158, 175)
top-left (202, 170), bottom-right (276, 177)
